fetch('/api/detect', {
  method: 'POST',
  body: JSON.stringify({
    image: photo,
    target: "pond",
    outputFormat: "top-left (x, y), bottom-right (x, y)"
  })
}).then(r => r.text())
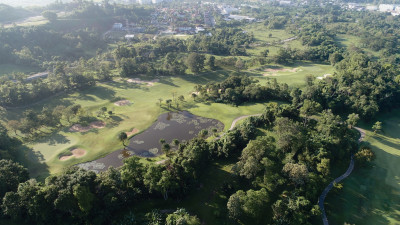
top-left (78, 111), bottom-right (224, 173)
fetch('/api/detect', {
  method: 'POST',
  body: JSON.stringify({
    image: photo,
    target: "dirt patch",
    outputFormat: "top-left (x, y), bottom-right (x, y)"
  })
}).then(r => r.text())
top-left (59, 148), bottom-right (87, 161)
top-left (126, 128), bottom-right (139, 137)
top-left (69, 121), bottom-right (106, 132)
top-left (114, 100), bottom-right (131, 106)
top-left (127, 78), bottom-right (160, 86)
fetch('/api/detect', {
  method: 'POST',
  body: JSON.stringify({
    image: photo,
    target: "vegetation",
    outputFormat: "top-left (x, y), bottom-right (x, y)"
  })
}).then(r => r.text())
top-left (1, 0), bottom-right (400, 224)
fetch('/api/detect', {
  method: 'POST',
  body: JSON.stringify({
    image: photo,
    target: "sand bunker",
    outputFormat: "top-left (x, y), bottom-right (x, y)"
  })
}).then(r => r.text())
top-left (59, 148), bottom-right (87, 161)
top-left (114, 100), bottom-right (131, 106)
top-left (156, 159), bottom-right (167, 165)
top-left (127, 78), bottom-right (160, 86)
top-left (69, 121), bottom-right (106, 132)
top-left (263, 67), bottom-right (299, 76)
top-left (317, 74), bottom-right (332, 80)
top-left (126, 128), bottom-right (139, 137)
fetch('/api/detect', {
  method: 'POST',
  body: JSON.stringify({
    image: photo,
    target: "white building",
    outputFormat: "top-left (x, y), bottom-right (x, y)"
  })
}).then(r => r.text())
top-left (125, 34), bottom-right (135, 40)
top-left (138, 0), bottom-right (152, 5)
top-left (195, 27), bottom-right (205, 33)
top-left (279, 1), bottom-right (291, 6)
top-left (366, 5), bottom-right (378, 11)
top-left (379, 4), bottom-right (394, 12)
top-left (112, 23), bottom-right (123, 30)
top-left (228, 15), bottom-right (256, 22)
top-left (221, 6), bottom-right (239, 15)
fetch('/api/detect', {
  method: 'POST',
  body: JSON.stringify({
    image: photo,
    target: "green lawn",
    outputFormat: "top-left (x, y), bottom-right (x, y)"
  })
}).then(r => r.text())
top-left (248, 61), bottom-right (334, 88)
top-left (4, 71), bottom-right (270, 178)
top-left (0, 63), bottom-right (40, 76)
top-left (325, 110), bottom-right (400, 225)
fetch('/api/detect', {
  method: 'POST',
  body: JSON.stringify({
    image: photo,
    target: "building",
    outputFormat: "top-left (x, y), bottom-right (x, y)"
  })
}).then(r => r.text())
top-left (366, 5), bottom-right (378, 11)
top-left (379, 4), bottom-right (394, 12)
top-left (125, 34), bottom-right (135, 40)
top-left (138, 0), bottom-right (152, 5)
top-left (279, 1), bottom-right (291, 6)
top-left (195, 26), bottom-right (205, 33)
top-left (228, 15), bottom-right (256, 22)
top-left (112, 23), bottom-right (123, 30)
top-left (220, 6), bottom-right (239, 15)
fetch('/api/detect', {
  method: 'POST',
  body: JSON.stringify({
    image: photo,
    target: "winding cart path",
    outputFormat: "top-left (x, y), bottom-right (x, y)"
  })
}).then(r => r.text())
top-left (318, 127), bottom-right (366, 225)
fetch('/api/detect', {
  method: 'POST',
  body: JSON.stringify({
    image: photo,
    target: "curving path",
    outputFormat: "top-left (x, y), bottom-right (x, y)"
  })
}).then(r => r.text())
top-left (229, 114), bottom-right (262, 131)
top-left (318, 127), bottom-right (365, 225)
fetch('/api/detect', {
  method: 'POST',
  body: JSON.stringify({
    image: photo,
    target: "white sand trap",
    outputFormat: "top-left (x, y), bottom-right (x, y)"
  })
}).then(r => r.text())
top-left (317, 74), bottom-right (332, 80)
top-left (265, 67), bottom-right (299, 73)
top-left (69, 121), bottom-right (106, 132)
top-left (126, 128), bottom-right (139, 136)
top-left (127, 78), bottom-right (159, 86)
top-left (114, 100), bottom-right (131, 106)
top-left (156, 159), bottom-right (167, 165)
top-left (263, 67), bottom-right (300, 76)
top-left (59, 148), bottom-right (87, 161)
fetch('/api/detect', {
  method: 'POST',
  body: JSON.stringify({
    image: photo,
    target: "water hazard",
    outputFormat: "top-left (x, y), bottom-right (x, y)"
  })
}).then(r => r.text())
top-left (78, 111), bottom-right (224, 173)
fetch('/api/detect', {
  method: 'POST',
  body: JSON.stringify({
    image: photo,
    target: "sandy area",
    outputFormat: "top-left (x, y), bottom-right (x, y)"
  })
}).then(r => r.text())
top-left (69, 121), bottom-right (106, 132)
top-left (59, 148), bottom-right (87, 161)
top-left (263, 67), bottom-right (299, 76)
top-left (126, 128), bottom-right (139, 136)
top-left (114, 100), bottom-right (131, 106)
top-left (156, 159), bottom-right (167, 165)
top-left (127, 78), bottom-right (160, 86)
top-left (317, 74), bottom-right (332, 80)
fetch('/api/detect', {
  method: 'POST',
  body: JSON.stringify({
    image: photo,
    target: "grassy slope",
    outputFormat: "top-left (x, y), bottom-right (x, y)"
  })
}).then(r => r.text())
top-left (0, 63), bottom-right (40, 77)
top-left (325, 110), bottom-right (400, 225)
top-left (5, 72), bottom-right (268, 178)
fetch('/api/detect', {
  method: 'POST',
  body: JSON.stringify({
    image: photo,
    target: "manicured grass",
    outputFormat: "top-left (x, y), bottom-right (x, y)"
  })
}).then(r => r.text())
top-left (325, 110), bottom-right (400, 225)
top-left (0, 63), bottom-right (40, 76)
top-left (335, 34), bottom-right (380, 58)
top-left (248, 61), bottom-right (334, 88)
top-left (4, 71), bottom-right (269, 178)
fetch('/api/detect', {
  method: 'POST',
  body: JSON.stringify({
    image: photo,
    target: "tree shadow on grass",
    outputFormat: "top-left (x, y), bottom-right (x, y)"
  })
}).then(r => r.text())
top-left (179, 70), bottom-right (231, 85)
top-left (35, 131), bottom-right (70, 146)
top-left (106, 115), bottom-right (124, 128)
top-left (18, 145), bottom-right (50, 181)
top-left (76, 85), bottom-right (116, 101)
top-left (159, 77), bottom-right (179, 87)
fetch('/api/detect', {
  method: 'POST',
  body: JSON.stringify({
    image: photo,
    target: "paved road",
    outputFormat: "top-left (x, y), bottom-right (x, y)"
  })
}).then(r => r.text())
top-left (318, 127), bottom-right (365, 225)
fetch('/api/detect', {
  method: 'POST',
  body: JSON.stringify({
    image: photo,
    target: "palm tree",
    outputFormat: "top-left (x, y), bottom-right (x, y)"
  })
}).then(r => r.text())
top-left (172, 139), bottom-right (180, 147)
top-left (118, 132), bottom-right (128, 148)
top-left (159, 138), bottom-right (166, 145)
top-left (158, 98), bottom-right (163, 107)
top-left (191, 93), bottom-right (197, 101)
top-left (162, 143), bottom-right (171, 156)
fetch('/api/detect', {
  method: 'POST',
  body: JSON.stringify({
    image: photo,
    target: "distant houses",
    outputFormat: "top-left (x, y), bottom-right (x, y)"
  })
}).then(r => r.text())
top-left (345, 3), bottom-right (400, 16)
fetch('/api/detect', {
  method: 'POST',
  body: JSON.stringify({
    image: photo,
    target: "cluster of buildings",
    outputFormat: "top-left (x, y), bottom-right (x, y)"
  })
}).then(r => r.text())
top-left (217, 4), bottom-right (256, 22)
top-left (121, 0), bottom-right (171, 5)
top-left (346, 3), bottom-right (400, 16)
